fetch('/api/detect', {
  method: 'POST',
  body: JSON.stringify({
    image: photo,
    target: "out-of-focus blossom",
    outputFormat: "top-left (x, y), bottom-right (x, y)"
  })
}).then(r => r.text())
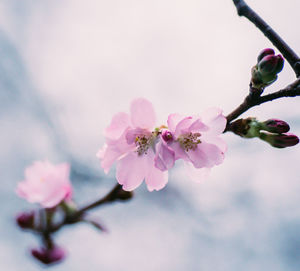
top-left (31, 246), bottom-right (65, 265)
top-left (160, 108), bottom-right (227, 182)
top-left (97, 98), bottom-right (170, 192)
top-left (16, 161), bottom-right (72, 208)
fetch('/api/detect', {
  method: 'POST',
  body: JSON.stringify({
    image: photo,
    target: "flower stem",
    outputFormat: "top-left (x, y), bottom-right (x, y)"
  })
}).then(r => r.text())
top-left (39, 183), bottom-right (132, 234)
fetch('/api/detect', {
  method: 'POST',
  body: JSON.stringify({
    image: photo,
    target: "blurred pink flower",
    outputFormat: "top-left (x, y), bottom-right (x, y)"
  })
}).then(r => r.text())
top-left (97, 98), bottom-right (171, 192)
top-left (160, 107), bottom-right (227, 182)
top-left (16, 161), bottom-right (72, 208)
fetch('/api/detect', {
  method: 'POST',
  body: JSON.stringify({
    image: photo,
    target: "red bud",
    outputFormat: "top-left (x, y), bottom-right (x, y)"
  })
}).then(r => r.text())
top-left (257, 48), bottom-right (275, 63)
top-left (31, 246), bottom-right (65, 265)
top-left (16, 211), bottom-right (35, 229)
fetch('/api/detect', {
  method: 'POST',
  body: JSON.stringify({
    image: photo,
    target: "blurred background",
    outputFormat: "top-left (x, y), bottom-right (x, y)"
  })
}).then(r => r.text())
top-left (1, 0), bottom-right (300, 270)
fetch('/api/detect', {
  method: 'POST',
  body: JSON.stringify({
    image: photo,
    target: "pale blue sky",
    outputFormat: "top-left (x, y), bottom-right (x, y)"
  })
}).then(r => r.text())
top-left (1, 1), bottom-right (300, 270)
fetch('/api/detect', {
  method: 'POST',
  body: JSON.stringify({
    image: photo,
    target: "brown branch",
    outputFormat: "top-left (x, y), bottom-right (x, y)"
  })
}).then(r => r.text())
top-left (36, 183), bottom-right (132, 234)
top-left (225, 79), bottom-right (300, 131)
top-left (232, 0), bottom-right (300, 77)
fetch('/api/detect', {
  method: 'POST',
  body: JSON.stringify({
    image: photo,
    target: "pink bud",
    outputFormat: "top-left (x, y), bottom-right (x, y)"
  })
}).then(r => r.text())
top-left (162, 130), bottom-right (173, 142)
top-left (260, 132), bottom-right (299, 148)
top-left (257, 48), bottom-right (275, 63)
top-left (261, 119), bottom-right (290, 133)
top-left (273, 55), bottom-right (284, 74)
top-left (16, 211), bottom-right (35, 229)
top-left (31, 246), bottom-right (65, 265)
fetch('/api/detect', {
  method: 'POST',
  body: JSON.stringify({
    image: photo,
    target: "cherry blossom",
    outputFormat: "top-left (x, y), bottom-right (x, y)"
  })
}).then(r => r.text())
top-left (159, 107), bottom-right (227, 182)
top-left (16, 161), bottom-right (72, 208)
top-left (97, 98), bottom-right (172, 191)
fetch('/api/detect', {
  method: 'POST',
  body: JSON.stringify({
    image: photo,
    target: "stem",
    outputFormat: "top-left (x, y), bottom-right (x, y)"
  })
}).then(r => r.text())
top-left (232, 0), bottom-right (300, 77)
top-left (40, 183), bottom-right (132, 234)
top-left (225, 79), bottom-right (300, 130)
top-left (77, 184), bottom-right (127, 214)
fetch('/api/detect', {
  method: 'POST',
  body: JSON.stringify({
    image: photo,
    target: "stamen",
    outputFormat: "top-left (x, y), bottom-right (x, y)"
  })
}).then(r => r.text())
top-left (135, 135), bottom-right (152, 155)
top-left (177, 132), bottom-right (201, 152)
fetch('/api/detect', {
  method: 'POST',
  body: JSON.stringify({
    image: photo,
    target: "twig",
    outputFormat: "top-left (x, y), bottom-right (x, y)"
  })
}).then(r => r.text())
top-left (36, 184), bottom-right (132, 234)
top-left (225, 79), bottom-right (300, 130)
top-left (232, 0), bottom-right (300, 77)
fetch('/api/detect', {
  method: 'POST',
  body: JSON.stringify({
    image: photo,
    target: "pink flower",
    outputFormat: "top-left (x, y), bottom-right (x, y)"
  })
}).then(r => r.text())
top-left (97, 98), bottom-right (173, 191)
top-left (16, 161), bottom-right (72, 208)
top-left (159, 107), bottom-right (227, 181)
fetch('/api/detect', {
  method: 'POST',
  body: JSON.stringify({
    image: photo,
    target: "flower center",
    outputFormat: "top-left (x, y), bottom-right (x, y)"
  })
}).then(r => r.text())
top-left (135, 134), bottom-right (155, 155)
top-left (177, 132), bottom-right (201, 151)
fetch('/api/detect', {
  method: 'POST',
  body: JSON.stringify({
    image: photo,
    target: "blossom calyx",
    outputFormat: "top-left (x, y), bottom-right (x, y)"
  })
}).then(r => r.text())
top-left (230, 117), bottom-right (261, 138)
top-left (259, 132), bottom-right (299, 148)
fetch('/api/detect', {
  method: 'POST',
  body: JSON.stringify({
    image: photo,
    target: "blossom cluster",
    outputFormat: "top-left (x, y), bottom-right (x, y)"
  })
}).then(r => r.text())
top-left (97, 98), bottom-right (227, 191)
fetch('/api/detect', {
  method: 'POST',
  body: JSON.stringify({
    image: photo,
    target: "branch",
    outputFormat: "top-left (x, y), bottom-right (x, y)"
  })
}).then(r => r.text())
top-left (77, 184), bottom-right (132, 214)
top-left (37, 183), bottom-right (132, 234)
top-left (225, 79), bottom-right (300, 130)
top-left (232, 0), bottom-right (300, 77)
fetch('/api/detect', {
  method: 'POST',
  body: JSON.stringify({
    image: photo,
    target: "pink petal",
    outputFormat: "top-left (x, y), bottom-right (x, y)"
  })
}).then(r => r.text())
top-left (174, 117), bottom-right (193, 137)
top-left (130, 98), bottom-right (156, 129)
top-left (201, 107), bottom-right (227, 135)
top-left (201, 135), bottom-right (227, 153)
top-left (197, 142), bottom-right (224, 166)
top-left (104, 112), bottom-right (131, 140)
top-left (116, 152), bottom-right (147, 191)
top-left (170, 141), bottom-right (189, 161)
top-left (98, 132), bottom-right (135, 174)
top-left (145, 154), bottom-right (168, 191)
top-left (185, 146), bottom-right (210, 168)
top-left (188, 118), bottom-right (209, 133)
top-left (41, 188), bottom-right (68, 208)
top-left (100, 146), bottom-right (123, 174)
top-left (185, 142), bottom-right (224, 168)
top-left (167, 113), bottom-right (185, 132)
top-left (154, 141), bottom-right (175, 171)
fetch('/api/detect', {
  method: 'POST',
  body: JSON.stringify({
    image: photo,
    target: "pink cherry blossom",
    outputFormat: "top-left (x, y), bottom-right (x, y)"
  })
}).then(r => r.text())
top-left (16, 161), bottom-right (72, 208)
top-left (97, 98), bottom-right (173, 191)
top-left (158, 107), bottom-right (227, 182)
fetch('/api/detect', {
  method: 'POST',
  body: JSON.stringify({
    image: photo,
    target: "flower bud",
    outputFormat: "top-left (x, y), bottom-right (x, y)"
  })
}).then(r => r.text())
top-left (259, 132), bottom-right (299, 148)
top-left (251, 49), bottom-right (284, 90)
top-left (31, 246), bottom-right (65, 265)
top-left (162, 130), bottom-right (173, 142)
top-left (261, 119), bottom-right (290, 134)
top-left (258, 54), bottom-right (284, 76)
top-left (257, 48), bottom-right (275, 63)
top-left (16, 211), bottom-right (35, 229)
